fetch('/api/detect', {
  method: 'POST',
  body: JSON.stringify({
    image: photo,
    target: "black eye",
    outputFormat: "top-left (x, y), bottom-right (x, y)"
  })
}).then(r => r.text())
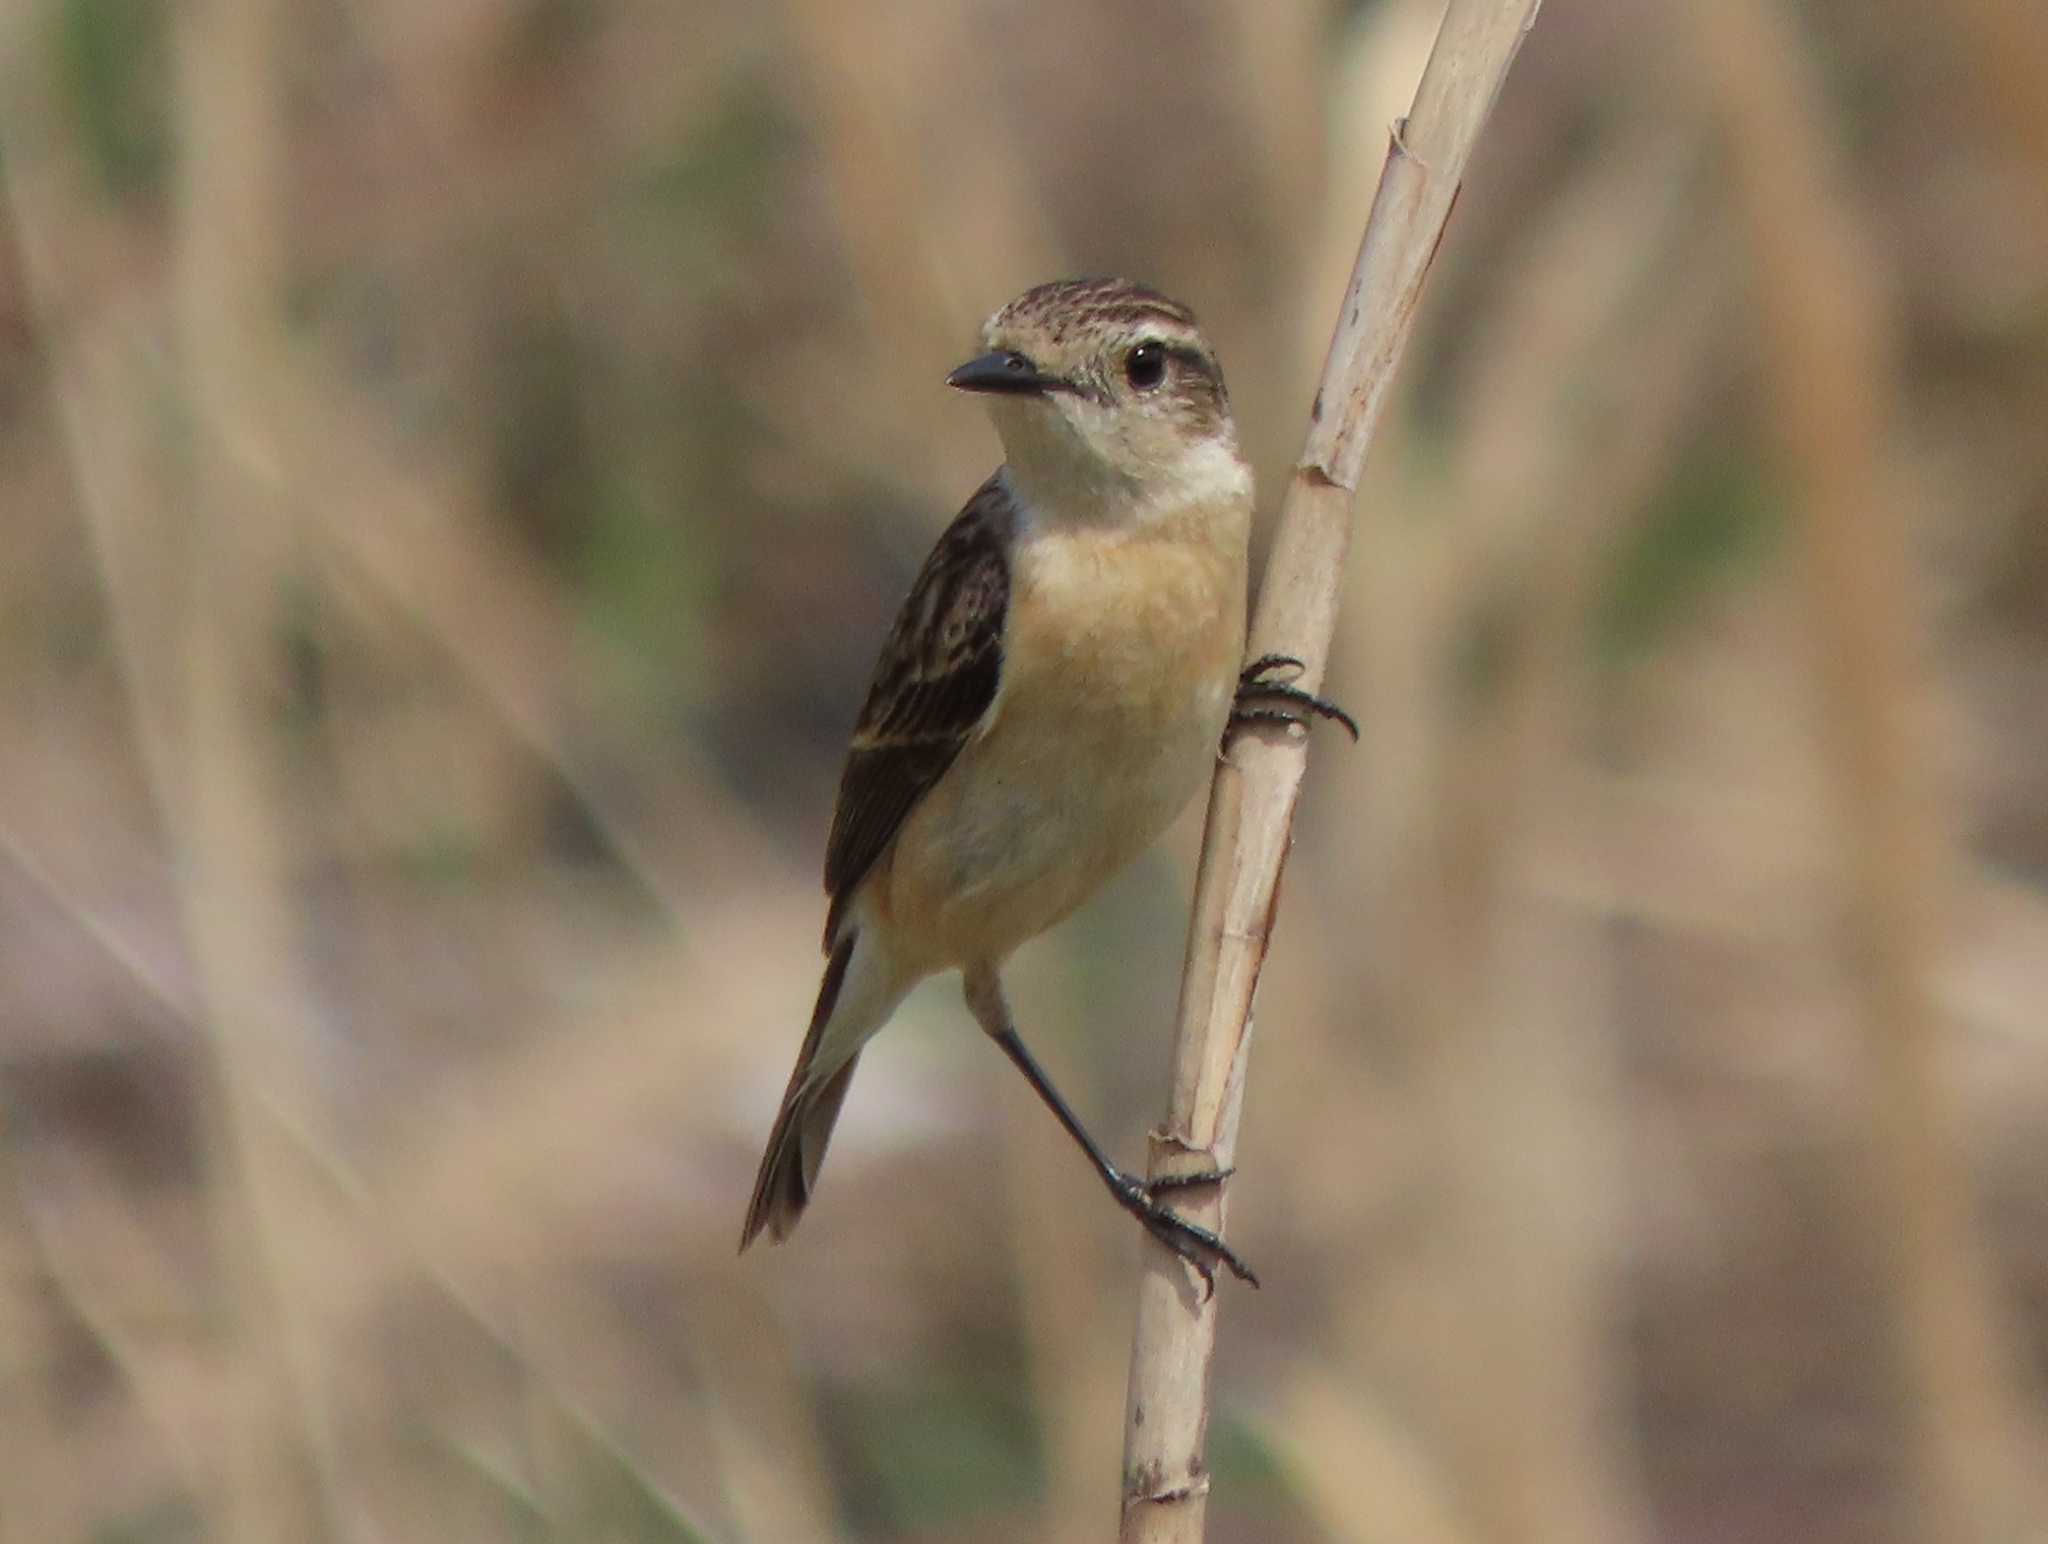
top-left (1124, 341), bottom-right (1167, 391)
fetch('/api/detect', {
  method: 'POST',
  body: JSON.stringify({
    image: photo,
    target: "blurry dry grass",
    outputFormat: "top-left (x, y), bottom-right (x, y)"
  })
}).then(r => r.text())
top-left (0, 0), bottom-right (2044, 1541)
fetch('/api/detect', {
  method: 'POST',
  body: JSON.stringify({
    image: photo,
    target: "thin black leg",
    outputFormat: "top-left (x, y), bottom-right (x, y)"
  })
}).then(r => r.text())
top-left (963, 969), bottom-right (1256, 1294)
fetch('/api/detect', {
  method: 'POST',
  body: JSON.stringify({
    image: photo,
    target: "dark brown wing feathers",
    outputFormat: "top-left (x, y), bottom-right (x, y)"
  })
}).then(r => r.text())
top-left (821, 475), bottom-right (1012, 945)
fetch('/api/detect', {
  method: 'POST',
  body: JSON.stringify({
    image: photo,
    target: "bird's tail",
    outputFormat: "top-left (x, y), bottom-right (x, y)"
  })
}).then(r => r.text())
top-left (739, 929), bottom-right (903, 1251)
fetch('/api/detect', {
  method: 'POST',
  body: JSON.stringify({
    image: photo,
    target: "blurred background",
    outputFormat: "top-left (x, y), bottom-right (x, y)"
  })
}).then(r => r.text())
top-left (1, 0), bottom-right (2045, 1539)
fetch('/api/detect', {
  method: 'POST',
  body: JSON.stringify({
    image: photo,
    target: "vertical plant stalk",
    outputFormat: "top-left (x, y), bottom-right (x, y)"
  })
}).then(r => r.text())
top-left (1690, 2), bottom-right (2040, 1539)
top-left (176, 1), bottom-right (344, 1537)
top-left (3, 8), bottom-right (338, 1538)
top-left (1118, 3), bottom-right (1543, 1540)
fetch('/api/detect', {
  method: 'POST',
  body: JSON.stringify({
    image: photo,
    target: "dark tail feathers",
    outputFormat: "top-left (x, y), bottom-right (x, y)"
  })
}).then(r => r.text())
top-left (739, 934), bottom-right (859, 1251)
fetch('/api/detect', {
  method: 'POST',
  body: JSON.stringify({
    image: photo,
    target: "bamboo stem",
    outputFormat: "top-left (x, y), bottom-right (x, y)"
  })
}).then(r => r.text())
top-left (1117, 4), bottom-right (1542, 1539)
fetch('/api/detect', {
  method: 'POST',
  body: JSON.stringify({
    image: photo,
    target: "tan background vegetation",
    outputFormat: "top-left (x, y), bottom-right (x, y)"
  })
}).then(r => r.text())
top-left (1, 0), bottom-right (2044, 1539)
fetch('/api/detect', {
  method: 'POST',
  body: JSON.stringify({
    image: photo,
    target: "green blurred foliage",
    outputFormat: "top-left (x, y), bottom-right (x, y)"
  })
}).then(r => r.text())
top-left (91, 1497), bottom-right (205, 1544)
top-left (434, 1421), bottom-right (720, 1543)
top-left (826, 1370), bottom-right (1042, 1535)
top-left (53, 0), bottom-right (170, 201)
top-left (1596, 437), bottom-right (1786, 662)
top-left (621, 82), bottom-right (798, 283)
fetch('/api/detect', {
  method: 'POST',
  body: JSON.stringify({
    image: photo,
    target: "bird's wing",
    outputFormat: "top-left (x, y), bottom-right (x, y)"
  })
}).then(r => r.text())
top-left (822, 474), bottom-right (1014, 946)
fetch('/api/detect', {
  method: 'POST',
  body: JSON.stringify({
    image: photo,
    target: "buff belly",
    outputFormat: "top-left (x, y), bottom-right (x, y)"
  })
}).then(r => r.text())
top-left (880, 680), bottom-right (1228, 969)
top-left (876, 526), bottom-right (1244, 971)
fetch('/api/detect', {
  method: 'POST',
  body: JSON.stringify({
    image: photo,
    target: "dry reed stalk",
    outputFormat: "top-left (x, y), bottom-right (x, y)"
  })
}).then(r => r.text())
top-left (1378, 150), bottom-right (1710, 1544)
top-left (0, 93), bottom-right (195, 1537)
top-left (1118, 4), bottom-right (1542, 1539)
top-left (1689, 2), bottom-right (2040, 1538)
top-left (1947, 0), bottom-right (2048, 206)
top-left (3, 24), bottom-right (338, 1541)
top-left (224, 168), bottom-right (850, 1537)
top-left (1261, 141), bottom-right (1712, 1539)
top-left (249, 1091), bottom-right (729, 1542)
top-left (164, 3), bottom-right (357, 1538)
top-left (777, 0), bottom-right (1060, 504)
top-left (687, 1280), bottom-right (845, 1541)
top-left (1274, 1368), bottom-right (1477, 1544)
top-left (5, 1106), bottom-right (215, 1500)
top-left (1000, 969), bottom-right (1127, 1541)
top-left (291, 389), bottom-right (779, 911)
top-left (3, 806), bottom-right (780, 1541)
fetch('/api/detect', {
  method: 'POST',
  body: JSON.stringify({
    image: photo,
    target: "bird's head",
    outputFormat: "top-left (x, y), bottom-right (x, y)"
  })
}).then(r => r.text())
top-left (948, 277), bottom-right (1247, 522)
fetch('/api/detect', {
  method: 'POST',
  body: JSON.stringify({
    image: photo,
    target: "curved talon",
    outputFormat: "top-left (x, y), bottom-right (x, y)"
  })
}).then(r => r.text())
top-left (1232, 655), bottom-right (1360, 742)
top-left (1110, 1169), bottom-right (1259, 1297)
top-left (1145, 1164), bottom-right (1235, 1194)
top-left (1232, 704), bottom-right (1345, 736)
top-left (1145, 1215), bottom-right (1217, 1300)
top-left (1242, 651), bottom-right (1307, 679)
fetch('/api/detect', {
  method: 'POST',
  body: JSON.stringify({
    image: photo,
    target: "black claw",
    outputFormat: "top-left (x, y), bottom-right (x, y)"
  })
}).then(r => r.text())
top-left (1232, 655), bottom-right (1360, 743)
top-left (1231, 704), bottom-right (1326, 735)
top-left (1109, 1168), bottom-right (1259, 1296)
top-left (1145, 1164), bottom-right (1235, 1194)
top-left (1146, 1214), bottom-right (1216, 1300)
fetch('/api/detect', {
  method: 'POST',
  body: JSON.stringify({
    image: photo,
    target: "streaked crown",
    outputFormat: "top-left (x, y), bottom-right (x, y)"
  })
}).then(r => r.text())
top-left (989, 276), bottom-right (1201, 355)
top-left (950, 277), bottom-right (1243, 516)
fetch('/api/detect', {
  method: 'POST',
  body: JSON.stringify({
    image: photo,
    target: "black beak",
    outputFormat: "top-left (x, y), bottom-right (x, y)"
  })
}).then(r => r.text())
top-left (946, 349), bottom-right (1066, 396)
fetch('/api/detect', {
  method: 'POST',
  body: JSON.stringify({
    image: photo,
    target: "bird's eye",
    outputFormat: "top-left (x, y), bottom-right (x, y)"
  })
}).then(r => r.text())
top-left (1124, 341), bottom-right (1167, 391)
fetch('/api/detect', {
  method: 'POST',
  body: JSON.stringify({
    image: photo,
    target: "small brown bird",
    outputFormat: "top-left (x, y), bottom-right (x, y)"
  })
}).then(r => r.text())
top-left (739, 278), bottom-right (1348, 1288)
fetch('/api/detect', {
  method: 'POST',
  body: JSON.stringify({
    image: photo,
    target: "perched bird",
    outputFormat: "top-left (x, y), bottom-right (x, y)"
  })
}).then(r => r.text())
top-left (739, 277), bottom-right (1349, 1288)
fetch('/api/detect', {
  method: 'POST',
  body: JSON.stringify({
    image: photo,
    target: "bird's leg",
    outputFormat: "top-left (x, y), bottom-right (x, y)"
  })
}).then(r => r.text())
top-left (963, 966), bottom-right (1257, 1296)
top-left (1232, 652), bottom-right (1359, 741)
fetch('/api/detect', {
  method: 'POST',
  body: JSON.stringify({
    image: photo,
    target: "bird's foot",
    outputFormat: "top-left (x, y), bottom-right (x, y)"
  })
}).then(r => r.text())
top-left (1146, 1164), bottom-right (1235, 1193)
top-left (1107, 1166), bottom-right (1258, 1298)
top-left (1231, 653), bottom-right (1358, 741)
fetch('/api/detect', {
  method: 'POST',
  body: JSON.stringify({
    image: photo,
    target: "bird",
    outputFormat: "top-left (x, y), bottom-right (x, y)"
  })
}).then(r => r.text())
top-left (739, 277), bottom-right (1351, 1290)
